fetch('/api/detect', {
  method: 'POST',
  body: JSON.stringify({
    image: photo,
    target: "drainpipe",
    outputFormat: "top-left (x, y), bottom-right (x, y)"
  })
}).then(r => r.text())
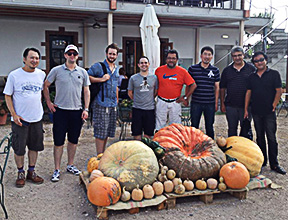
top-left (239, 20), bottom-right (244, 46)
top-left (108, 12), bottom-right (113, 44)
top-left (82, 22), bottom-right (88, 68)
top-left (195, 28), bottom-right (200, 64)
top-left (263, 27), bottom-right (267, 53)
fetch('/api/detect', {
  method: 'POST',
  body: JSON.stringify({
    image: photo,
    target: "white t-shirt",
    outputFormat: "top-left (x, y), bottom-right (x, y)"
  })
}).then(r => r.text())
top-left (3, 67), bottom-right (46, 122)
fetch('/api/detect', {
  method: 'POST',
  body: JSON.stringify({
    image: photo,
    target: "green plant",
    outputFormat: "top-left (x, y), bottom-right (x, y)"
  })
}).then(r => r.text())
top-left (0, 100), bottom-right (9, 116)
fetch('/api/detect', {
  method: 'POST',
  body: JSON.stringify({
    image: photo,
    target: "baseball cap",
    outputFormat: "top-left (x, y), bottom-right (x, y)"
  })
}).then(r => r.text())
top-left (64, 44), bottom-right (79, 53)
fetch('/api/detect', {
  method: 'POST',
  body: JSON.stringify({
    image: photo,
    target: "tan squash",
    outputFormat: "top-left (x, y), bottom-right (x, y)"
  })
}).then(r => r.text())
top-left (89, 169), bottom-right (104, 182)
top-left (183, 179), bottom-right (194, 191)
top-left (158, 173), bottom-right (168, 182)
top-left (164, 180), bottom-right (174, 193)
top-left (167, 169), bottom-right (176, 180)
top-left (131, 185), bottom-right (143, 201)
top-left (152, 181), bottom-right (164, 196)
top-left (174, 179), bottom-right (185, 194)
top-left (195, 178), bottom-right (207, 190)
top-left (121, 186), bottom-right (131, 202)
top-left (172, 178), bottom-right (182, 186)
top-left (207, 178), bottom-right (218, 190)
top-left (218, 177), bottom-right (227, 191)
top-left (143, 184), bottom-right (155, 199)
top-left (216, 136), bottom-right (227, 147)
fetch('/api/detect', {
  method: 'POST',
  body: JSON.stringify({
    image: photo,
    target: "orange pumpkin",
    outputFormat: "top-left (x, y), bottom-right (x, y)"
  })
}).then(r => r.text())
top-left (153, 123), bottom-right (226, 181)
top-left (87, 177), bottom-right (121, 206)
top-left (87, 157), bottom-right (100, 173)
top-left (98, 141), bottom-right (159, 191)
top-left (219, 161), bottom-right (250, 189)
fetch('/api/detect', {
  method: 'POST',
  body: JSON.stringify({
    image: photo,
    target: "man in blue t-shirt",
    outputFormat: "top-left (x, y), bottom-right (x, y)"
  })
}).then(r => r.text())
top-left (88, 43), bottom-right (119, 155)
top-left (188, 46), bottom-right (220, 139)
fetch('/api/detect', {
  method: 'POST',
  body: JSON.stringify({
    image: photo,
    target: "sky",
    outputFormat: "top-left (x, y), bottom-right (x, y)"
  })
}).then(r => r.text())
top-left (247, 0), bottom-right (288, 31)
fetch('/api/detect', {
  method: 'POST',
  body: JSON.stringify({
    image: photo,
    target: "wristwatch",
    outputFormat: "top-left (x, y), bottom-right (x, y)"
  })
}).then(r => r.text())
top-left (183, 96), bottom-right (187, 100)
top-left (84, 108), bottom-right (89, 112)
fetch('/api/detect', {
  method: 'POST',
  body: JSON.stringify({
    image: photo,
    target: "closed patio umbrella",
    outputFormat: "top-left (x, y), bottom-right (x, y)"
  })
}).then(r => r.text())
top-left (139, 4), bottom-right (161, 74)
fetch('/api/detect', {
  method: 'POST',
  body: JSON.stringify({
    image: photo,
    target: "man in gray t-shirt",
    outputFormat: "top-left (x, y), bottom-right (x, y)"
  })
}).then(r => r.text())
top-left (128, 56), bottom-right (158, 140)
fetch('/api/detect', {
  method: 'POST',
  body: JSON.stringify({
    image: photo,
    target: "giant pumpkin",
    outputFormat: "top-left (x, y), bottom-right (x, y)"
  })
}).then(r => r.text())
top-left (224, 136), bottom-right (264, 177)
top-left (153, 123), bottom-right (226, 181)
top-left (98, 141), bottom-right (159, 191)
top-left (87, 177), bottom-right (121, 206)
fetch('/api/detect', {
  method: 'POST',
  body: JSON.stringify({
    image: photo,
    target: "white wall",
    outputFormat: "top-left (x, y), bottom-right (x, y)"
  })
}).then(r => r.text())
top-left (0, 17), bottom-right (240, 76)
top-left (0, 18), bottom-right (83, 75)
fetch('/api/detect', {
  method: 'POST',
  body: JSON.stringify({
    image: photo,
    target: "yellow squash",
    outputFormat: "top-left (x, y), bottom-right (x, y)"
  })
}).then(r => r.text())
top-left (225, 136), bottom-right (264, 177)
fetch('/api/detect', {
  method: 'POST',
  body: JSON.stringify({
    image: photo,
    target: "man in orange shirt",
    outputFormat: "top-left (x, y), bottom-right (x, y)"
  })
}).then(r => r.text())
top-left (155, 49), bottom-right (197, 131)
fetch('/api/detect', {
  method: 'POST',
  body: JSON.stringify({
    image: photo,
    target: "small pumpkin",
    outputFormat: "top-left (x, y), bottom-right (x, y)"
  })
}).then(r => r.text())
top-left (152, 180), bottom-right (164, 196)
top-left (207, 178), bottom-right (218, 190)
top-left (87, 177), bottom-right (121, 206)
top-left (183, 179), bottom-right (194, 191)
top-left (174, 179), bottom-right (185, 194)
top-left (87, 157), bottom-right (100, 173)
top-left (131, 185), bottom-right (143, 201)
top-left (143, 184), bottom-right (155, 199)
top-left (121, 186), bottom-right (131, 202)
top-left (216, 136), bottom-right (227, 147)
top-left (219, 161), bottom-right (250, 189)
top-left (167, 169), bottom-right (176, 180)
top-left (164, 180), bottom-right (174, 193)
top-left (195, 178), bottom-right (207, 190)
top-left (218, 177), bottom-right (227, 191)
top-left (89, 169), bottom-right (104, 182)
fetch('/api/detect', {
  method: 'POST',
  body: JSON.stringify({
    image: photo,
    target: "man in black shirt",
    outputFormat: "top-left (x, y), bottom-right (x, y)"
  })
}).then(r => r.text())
top-left (220, 46), bottom-right (255, 137)
top-left (244, 51), bottom-right (286, 175)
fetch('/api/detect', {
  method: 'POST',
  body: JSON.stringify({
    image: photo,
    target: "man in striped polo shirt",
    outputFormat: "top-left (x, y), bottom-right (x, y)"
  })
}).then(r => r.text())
top-left (188, 46), bottom-right (220, 139)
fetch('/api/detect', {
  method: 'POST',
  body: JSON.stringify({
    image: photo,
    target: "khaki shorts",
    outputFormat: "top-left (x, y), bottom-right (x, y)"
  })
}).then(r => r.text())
top-left (11, 121), bottom-right (44, 156)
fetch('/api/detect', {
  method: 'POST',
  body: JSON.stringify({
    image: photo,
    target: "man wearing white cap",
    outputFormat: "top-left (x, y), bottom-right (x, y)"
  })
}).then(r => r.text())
top-left (44, 44), bottom-right (90, 182)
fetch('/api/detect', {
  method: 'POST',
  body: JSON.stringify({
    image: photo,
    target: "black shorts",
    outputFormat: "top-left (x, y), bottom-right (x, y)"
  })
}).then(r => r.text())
top-left (131, 108), bottom-right (155, 136)
top-left (11, 121), bottom-right (44, 156)
top-left (53, 107), bottom-right (83, 146)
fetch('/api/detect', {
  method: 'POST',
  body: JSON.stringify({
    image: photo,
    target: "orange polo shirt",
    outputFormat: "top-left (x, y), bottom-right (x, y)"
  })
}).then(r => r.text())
top-left (155, 65), bottom-right (195, 99)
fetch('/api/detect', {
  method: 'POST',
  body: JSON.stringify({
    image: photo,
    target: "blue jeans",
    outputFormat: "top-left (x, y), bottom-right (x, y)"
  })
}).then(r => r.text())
top-left (190, 103), bottom-right (215, 139)
top-left (252, 112), bottom-right (279, 167)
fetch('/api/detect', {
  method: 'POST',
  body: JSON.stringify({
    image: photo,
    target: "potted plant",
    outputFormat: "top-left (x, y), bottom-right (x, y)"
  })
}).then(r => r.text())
top-left (0, 100), bottom-right (9, 125)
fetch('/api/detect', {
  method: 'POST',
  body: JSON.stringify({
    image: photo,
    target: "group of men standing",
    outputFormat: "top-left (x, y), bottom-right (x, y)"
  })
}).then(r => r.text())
top-left (3, 43), bottom-right (286, 188)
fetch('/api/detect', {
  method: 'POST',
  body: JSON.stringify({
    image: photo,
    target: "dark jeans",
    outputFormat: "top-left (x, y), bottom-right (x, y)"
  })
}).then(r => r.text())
top-left (225, 106), bottom-right (252, 137)
top-left (190, 103), bottom-right (215, 139)
top-left (252, 112), bottom-right (279, 167)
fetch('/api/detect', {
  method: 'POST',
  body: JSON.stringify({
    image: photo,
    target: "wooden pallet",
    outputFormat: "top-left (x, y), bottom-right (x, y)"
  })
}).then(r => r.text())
top-left (164, 187), bottom-right (248, 209)
top-left (79, 172), bottom-right (167, 219)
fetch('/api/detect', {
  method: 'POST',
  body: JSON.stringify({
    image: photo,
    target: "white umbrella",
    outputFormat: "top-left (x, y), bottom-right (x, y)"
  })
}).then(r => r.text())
top-left (139, 4), bottom-right (161, 74)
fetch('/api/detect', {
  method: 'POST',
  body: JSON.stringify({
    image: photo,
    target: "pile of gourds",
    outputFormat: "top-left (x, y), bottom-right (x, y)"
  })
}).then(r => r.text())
top-left (85, 124), bottom-right (262, 207)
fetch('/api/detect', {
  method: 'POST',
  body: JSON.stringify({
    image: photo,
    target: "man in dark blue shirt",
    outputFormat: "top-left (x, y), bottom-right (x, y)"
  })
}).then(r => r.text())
top-left (244, 51), bottom-right (286, 175)
top-left (188, 46), bottom-right (220, 139)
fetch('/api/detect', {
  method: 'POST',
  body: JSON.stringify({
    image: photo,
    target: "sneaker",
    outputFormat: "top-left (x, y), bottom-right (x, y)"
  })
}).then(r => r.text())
top-left (16, 171), bottom-right (26, 188)
top-left (26, 170), bottom-right (44, 184)
top-left (66, 165), bottom-right (81, 176)
top-left (51, 170), bottom-right (60, 182)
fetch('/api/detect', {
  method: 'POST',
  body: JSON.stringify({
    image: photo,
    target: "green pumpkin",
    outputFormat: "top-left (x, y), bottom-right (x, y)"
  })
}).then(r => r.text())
top-left (98, 141), bottom-right (159, 191)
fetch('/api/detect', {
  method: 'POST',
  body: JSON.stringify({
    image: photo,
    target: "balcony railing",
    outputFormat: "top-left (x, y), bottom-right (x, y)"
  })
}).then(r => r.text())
top-left (122, 0), bottom-right (242, 10)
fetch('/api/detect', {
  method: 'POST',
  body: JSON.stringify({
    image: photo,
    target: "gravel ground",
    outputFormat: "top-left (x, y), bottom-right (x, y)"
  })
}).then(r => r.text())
top-left (0, 113), bottom-right (287, 220)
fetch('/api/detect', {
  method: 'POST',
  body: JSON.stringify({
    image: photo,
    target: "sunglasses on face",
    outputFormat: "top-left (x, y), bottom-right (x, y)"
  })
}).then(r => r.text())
top-left (253, 58), bottom-right (265, 63)
top-left (66, 52), bottom-right (78, 56)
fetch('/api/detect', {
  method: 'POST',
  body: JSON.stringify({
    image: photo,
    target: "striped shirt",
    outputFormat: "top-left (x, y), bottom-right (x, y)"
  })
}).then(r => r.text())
top-left (220, 62), bottom-right (255, 108)
top-left (188, 63), bottom-right (220, 104)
